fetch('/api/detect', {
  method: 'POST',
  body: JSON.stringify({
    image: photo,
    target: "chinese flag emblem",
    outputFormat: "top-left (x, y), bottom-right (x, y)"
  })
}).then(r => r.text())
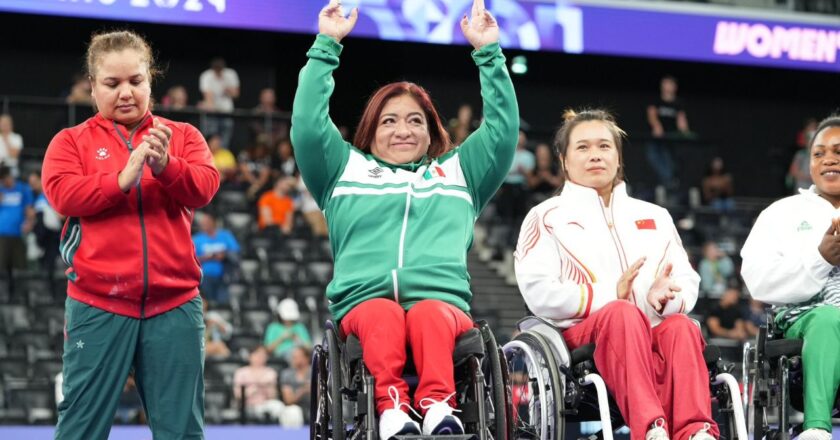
top-left (635, 219), bottom-right (656, 230)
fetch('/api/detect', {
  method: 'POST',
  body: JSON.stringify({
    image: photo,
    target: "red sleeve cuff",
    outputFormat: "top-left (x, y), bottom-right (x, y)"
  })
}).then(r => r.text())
top-left (100, 171), bottom-right (127, 204)
top-left (155, 155), bottom-right (184, 186)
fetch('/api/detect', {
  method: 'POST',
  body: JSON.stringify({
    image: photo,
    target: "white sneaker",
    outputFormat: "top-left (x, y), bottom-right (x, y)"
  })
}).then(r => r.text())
top-left (420, 394), bottom-right (464, 436)
top-left (378, 386), bottom-right (420, 440)
top-left (689, 423), bottom-right (715, 440)
top-left (646, 418), bottom-right (670, 440)
top-left (379, 408), bottom-right (421, 440)
top-left (798, 429), bottom-right (832, 440)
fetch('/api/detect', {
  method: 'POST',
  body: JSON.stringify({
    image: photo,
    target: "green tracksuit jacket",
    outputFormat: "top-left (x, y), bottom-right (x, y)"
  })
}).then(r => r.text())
top-left (291, 34), bottom-right (519, 320)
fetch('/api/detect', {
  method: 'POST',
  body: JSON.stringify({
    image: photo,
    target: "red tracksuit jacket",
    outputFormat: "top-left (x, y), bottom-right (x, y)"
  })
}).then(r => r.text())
top-left (42, 112), bottom-right (220, 318)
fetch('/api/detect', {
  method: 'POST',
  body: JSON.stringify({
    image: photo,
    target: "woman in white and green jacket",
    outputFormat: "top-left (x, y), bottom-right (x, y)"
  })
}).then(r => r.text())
top-left (289, 1), bottom-right (518, 439)
top-left (741, 115), bottom-right (840, 440)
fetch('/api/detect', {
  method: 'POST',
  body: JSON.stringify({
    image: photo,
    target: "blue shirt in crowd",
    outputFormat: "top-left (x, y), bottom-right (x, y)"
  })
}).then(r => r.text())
top-left (0, 181), bottom-right (33, 237)
top-left (192, 229), bottom-right (240, 278)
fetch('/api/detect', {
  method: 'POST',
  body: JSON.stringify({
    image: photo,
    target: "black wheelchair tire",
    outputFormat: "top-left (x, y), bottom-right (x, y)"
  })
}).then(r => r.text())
top-left (326, 328), bottom-right (345, 440)
top-left (512, 331), bottom-right (565, 440)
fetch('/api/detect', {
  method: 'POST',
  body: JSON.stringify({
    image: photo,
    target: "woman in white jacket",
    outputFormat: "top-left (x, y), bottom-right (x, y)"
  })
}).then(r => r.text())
top-left (514, 109), bottom-right (717, 440)
top-left (741, 115), bottom-right (840, 440)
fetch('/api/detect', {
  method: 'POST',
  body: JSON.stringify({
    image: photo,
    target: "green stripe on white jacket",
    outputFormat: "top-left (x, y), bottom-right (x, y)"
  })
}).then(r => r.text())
top-left (291, 34), bottom-right (519, 320)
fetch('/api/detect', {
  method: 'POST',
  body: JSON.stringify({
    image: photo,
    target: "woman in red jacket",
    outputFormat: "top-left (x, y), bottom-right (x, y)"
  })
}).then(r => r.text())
top-left (42, 30), bottom-right (219, 440)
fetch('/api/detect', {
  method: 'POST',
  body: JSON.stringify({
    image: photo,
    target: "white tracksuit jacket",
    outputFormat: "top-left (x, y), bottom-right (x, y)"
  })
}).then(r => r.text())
top-left (741, 186), bottom-right (836, 307)
top-left (514, 181), bottom-right (700, 329)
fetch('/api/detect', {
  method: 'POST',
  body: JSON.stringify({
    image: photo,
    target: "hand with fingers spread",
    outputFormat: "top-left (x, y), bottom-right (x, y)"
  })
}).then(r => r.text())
top-left (460, 0), bottom-right (500, 50)
top-left (818, 219), bottom-right (840, 266)
top-left (118, 142), bottom-right (163, 192)
top-left (647, 263), bottom-right (681, 313)
top-left (143, 118), bottom-right (172, 175)
top-left (617, 257), bottom-right (645, 300)
top-left (318, 0), bottom-right (359, 43)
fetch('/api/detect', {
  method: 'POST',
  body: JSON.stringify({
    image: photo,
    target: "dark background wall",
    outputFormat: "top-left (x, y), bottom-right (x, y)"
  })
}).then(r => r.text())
top-left (1, 11), bottom-right (837, 197)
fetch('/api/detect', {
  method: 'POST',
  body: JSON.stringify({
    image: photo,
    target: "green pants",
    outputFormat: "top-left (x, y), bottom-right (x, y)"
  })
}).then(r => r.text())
top-left (55, 296), bottom-right (205, 440)
top-left (784, 305), bottom-right (840, 432)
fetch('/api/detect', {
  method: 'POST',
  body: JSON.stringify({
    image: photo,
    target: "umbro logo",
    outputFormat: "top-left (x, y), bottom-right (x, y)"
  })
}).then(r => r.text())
top-left (95, 147), bottom-right (110, 160)
top-left (368, 167), bottom-right (384, 178)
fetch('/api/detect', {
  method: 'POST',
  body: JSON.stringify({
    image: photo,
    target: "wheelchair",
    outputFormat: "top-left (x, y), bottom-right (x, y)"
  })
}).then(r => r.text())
top-left (503, 316), bottom-right (748, 440)
top-left (742, 311), bottom-right (839, 440)
top-left (310, 319), bottom-right (511, 440)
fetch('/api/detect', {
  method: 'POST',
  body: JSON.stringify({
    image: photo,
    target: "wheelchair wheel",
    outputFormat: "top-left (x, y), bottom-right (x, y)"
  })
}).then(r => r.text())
top-left (504, 331), bottom-right (564, 440)
top-left (311, 327), bottom-right (345, 440)
top-left (480, 322), bottom-right (513, 440)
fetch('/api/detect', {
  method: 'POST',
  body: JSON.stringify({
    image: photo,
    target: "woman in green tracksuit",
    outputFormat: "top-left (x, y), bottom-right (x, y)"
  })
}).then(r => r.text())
top-left (290, 1), bottom-right (518, 438)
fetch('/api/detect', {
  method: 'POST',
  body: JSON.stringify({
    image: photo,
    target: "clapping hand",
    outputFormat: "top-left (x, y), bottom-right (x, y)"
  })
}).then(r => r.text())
top-left (460, 0), bottom-right (499, 50)
top-left (143, 118), bottom-right (172, 175)
top-left (647, 263), bottom-right (681, 313)
top-left (318, 0), bottom-right (358, 43)
top-left (818, 219), bottom-right (840, 266)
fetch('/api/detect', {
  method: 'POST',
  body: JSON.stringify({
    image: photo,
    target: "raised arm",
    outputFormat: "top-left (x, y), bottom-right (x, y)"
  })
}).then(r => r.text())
top-left (741, 206), bottom-right (834, 305)
top-left (290, 0), bottom-right (358, 208)
top-left (514, 209), bottom-right (618, 321)
top-left (456, 0), bottom-right (520, 212)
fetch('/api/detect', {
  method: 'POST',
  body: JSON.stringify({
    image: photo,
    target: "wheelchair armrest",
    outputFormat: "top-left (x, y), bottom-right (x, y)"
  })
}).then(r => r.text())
top-left (703, 345), bottom-right (721, 366)
top-left (765, 338), bottom-right (803, 360)
top-left (570, 344), bottom-right (596, 366)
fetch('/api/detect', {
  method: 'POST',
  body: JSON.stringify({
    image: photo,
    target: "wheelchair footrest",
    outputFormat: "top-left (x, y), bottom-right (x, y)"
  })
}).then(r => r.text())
top-left (395, 435), bottom-right (476, 440)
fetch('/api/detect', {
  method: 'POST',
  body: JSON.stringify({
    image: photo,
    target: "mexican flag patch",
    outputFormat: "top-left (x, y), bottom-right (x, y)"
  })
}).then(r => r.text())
top-left (423, 166), bottom-right (446, 180)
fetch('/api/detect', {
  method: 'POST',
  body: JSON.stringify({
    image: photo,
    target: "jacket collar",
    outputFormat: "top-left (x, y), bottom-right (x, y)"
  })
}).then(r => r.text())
top-left (90, 111), bottom-right (154, 135)
top-left (799, 184), bottom-right (840, 210)
top-left (560, 180), bottom-right (628, 207)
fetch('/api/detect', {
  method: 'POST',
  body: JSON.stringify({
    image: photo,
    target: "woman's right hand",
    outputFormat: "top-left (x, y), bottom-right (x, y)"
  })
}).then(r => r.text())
top-left (616, 257), bottom-right (645, 300)
top-left (318, 0), bottom-right (358, 43)
top-left (118, 141), bottom-right (162, 192)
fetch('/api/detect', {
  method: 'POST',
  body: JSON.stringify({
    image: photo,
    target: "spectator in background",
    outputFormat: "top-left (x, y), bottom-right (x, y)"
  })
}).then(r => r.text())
top-left (745, 298), bottom-right (767, 338)
top-left (281, 346), bottom-right (311, 424)
top-left (232, 345), bottom-right (303, 426)
top-left (252, 88), bottom-right (288, 146)
top-left (199, 57), bottom-right (240, 148)
top-left (203, 299), bottom-right (232, 359)
top-left (701, 157), bottom-right (734, 212)
top-left (0, 114), bottom-right (23, 178)
top-left (646, 75), bottom-right (691, 190)
top-left (0, 165), bottom-right (34, 284)
top-left (65, 74), bottom-right (92, 105)
top-left (239, 139), bottom-right (273, 200)
top-left (208, 133), bottom-right (238, 186)
top-left (296, 176), bottom-right (327, 237)
top-left (28, 172), bottom-right (64, 276)
top-left (526, 142), bottom-right (562, 203)
top-left (706, 286), bottom-right (749, 342)
top-left (258, 177), bottom-right (295, 233)
top-left (115, 375), bottom-right (145, 424)
top-left (788, 118), bottom-right (817, 193)
top-left (271, 138), bottom-right (297, 179)
top-left (193, 212), bottom-right (239, 305)
top-left (448, 103), bottom-right (477, 145)
top-left (264, 298), bottom-right (311, 361)
top-left (161, 85), bottom-right (189, 111)
top-left (698, 241), bottom-right (734, 297)
top-left (497, 130), bottom-right (534, 243)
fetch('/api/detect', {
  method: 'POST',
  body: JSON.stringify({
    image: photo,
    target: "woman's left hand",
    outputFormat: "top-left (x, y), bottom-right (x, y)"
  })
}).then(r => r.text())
top-left (144, 118), bottom-right (172, 175)
top-left (460, 0), bottom-right (499, 50)
top-left (646, 263), bottom-right (681, 313)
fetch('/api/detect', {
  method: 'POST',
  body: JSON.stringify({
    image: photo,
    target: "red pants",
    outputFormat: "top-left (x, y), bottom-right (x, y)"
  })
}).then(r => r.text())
top-left (562, 301), bottom-right (719, 440)
top-left (340, 298), bottom-right (474, 415)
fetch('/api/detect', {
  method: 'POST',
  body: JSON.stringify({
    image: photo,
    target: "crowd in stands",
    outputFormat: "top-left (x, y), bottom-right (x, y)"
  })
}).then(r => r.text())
top-left (0, 60), bottom-right (824, 427)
